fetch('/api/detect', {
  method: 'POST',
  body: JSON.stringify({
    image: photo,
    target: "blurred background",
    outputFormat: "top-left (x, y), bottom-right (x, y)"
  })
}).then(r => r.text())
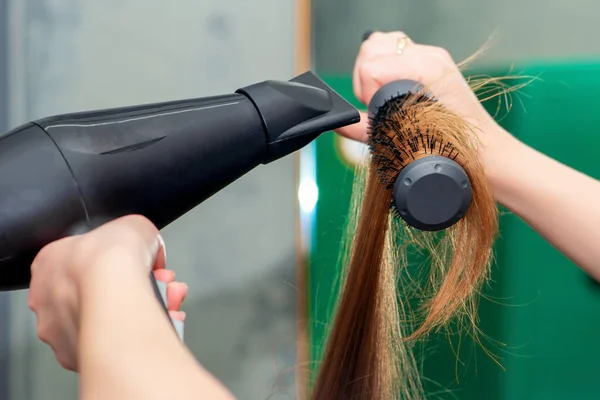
top-left (1, 1), bottom-right (299, 400)
top-left (2, 1), bottom-right (600, 400)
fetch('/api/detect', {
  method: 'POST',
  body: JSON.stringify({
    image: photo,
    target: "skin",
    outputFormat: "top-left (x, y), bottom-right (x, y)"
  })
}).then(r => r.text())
top-left (337, 31), bottom-right (600, 281)
top-left (29, 215), bottom-right (235, 400)
top-left (28, 31), bottom-right (600, 398)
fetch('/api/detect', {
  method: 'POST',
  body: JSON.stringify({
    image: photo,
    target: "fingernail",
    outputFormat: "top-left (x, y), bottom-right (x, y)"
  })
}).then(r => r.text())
top-left (182, 283), bottom-right (188, 301)
top-left (157, 233), bottom-right (167, 264)
top-left (170, 310), bottom-right (186, 321)
top-left (172, 281), bottom-right (187, 294)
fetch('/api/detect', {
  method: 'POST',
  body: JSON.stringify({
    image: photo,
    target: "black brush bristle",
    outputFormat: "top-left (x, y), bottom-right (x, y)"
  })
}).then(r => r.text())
top-left (367, 92), bottom-right (460, 189)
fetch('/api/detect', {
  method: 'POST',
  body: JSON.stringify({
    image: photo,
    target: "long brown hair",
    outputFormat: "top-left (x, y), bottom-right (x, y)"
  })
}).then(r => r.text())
top-left (310, 63), bottom-right (527, 400)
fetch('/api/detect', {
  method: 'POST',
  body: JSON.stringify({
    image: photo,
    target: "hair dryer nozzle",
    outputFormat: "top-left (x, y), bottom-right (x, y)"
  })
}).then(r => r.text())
top-left (237, 71), bottom-right (360, 163)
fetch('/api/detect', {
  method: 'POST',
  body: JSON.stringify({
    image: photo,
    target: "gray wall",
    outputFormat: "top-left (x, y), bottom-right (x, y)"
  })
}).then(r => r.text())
top-left (0, 0), bottom-right (11, 397)
top-left (5, 1), bottom-right (298, 400)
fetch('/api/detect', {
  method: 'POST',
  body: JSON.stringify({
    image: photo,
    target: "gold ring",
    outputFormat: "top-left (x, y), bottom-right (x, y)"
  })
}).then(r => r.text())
top-left (396, 36), bottom-right (409, 55)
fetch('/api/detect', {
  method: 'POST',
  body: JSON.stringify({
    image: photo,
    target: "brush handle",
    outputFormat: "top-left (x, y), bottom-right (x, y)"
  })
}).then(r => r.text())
top-left (152, 278), bottom-right (185, 341)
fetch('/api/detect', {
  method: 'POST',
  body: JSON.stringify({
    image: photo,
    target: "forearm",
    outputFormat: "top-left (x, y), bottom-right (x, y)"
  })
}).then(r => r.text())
top-left (78, 263), bottom-right (234, 400)
top-left (487, 132), bottom-right (600, 279)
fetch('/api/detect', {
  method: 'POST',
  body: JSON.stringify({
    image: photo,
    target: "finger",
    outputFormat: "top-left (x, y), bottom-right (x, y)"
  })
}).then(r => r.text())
top-left (167, 281), bottom-right (188, 310)
top-left (358, 49), bottom-right (455, 106)
top-left (357, 31), bottom-right (411, 63)
top-left (169, 310), bottom-right (186, 322)
top-left (361, 30), bottom-right (375, 42)
top-left (152, 234), bottom-right (167, 271)
top-left (354, 31), bottom-right (411, 102)
top-left (153, 268), bottom-right (175, 283)
top-left (356, 40), bottom-right (459, 107)
top-left (30, 235), bottom-right (76, 278)
top-left (334, 111), bottom-right (369, 143)
top-left (358, 52), bottom-right (420, 105)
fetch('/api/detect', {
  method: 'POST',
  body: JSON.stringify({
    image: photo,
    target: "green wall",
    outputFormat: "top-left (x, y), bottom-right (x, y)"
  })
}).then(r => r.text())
top-left (308, 62), bottom-right (600, 399)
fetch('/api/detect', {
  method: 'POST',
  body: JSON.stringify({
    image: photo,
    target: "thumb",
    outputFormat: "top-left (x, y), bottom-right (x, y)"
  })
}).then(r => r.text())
top-left (334, 111), bottom-right (369, 143)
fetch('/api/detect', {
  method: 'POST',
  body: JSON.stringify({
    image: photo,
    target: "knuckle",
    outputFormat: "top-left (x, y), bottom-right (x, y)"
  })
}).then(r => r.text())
top-left (56, 353), bottom-right (76, 371)
top-left (117, 215), bottom-right (158, 241)
top-left (51, 282), bottom-right (73, 308)
top-left (57, 356), bottom-right (69, 370)
top-left (431, 46), bottom-right (454, 62)
top-left (353, 88), bottom-right (363, 104)
top-left (365, 31), bottom-right (384, 42)
top-left (27, 291), bottom-right (38, 311)
top-left (391, 30), bottom-right (408, 38)
top-left (36, 320), bottom-right (55, 344)
top-left (358, 60), bottom-right (376, 79)
top-left (71, 234), bottom-right (98, 263)
top-left (88, 214), bottom-right (155, 248)
top-left (120, 214), bottom-right (152, 227)
top-left (358, 59), bottom-right (385, 87)
top-left (358, 44), bottom-right (375, 60)
top-left (31, 243), bottom-right (53, 272)
top-left (77, 214), bottom-right (160, 264)
top-left (358, 40), bottom-right (375, 58)
top-left (360, 31), bottom-right (385, 52)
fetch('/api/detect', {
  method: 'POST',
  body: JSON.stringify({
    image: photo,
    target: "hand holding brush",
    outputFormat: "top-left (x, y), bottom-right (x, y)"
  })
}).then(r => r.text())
top-left (337, 31), bottom-right (517, 179)
top-left (337, 31), bottom-right (600, 278)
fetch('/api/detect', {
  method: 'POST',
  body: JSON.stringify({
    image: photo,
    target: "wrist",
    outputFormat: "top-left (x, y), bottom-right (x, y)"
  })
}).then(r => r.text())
top-left (478, 125), bottom-right (523, 201)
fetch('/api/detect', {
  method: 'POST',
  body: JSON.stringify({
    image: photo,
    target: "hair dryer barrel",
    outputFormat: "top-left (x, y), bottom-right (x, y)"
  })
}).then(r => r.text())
top-left (0, 71), bottom-right (359, 290)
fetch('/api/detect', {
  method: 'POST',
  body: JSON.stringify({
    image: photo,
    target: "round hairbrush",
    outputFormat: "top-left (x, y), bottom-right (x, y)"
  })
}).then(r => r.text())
top-left (367, 80), bottom-right (473, 231)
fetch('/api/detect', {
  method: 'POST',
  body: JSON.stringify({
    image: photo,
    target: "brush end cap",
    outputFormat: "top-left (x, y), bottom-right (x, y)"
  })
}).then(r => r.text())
top-left (392, 156), bottom-right (472, 231)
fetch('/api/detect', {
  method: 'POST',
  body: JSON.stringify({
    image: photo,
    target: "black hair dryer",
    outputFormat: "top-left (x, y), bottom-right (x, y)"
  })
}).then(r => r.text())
top-left (0, 71), bottom-right (360, 291)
